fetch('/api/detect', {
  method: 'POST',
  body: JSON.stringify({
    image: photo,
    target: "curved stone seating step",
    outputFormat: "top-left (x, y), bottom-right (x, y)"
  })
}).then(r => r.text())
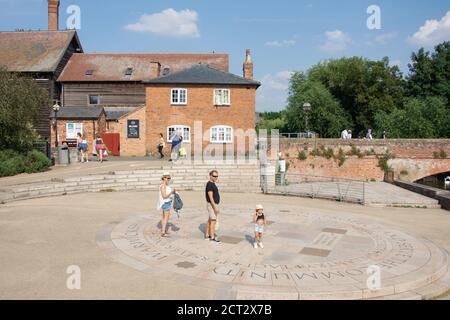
top-left (1, 163), bottom-right (262, 203)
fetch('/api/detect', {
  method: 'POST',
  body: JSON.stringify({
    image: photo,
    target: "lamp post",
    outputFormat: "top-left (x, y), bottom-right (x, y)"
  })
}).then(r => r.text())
top-left (52, 102), bottom-right (60, 148)
top-left (303, 102), bottom-right (312, 137)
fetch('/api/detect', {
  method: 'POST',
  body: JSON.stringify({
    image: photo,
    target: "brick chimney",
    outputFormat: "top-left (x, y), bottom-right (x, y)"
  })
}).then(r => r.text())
top-left (243, 49), bottom-right (253, 80)
top-left (48, 0), bottom-right (60, 31)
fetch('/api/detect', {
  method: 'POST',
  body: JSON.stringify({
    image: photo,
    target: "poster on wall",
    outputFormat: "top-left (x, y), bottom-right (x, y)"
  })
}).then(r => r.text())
top-left (127, 120), bottom-right (140, 139)
top-left (66, 123), bottom-right (83, 139)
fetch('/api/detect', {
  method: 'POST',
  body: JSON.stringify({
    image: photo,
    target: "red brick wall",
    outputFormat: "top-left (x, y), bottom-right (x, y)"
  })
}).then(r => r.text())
top-left (118, 107), bottom-right (147, 157)
top-left (279, 139), bottom-right (450, 182)
top-left (145, 84), bottom-right (257, 157)
top-left (50, 115), bottom-right (106, 150)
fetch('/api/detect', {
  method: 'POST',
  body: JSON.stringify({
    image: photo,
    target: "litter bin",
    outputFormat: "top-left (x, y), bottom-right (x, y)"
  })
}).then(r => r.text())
top-left (57, 144), bottom-right (69, 165)
top-left (69, 148), bottom-right (79, 164)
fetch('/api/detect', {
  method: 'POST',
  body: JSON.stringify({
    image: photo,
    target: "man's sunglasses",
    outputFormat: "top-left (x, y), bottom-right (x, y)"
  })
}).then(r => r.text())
top-left (211, 175), bottom-right (219, 178)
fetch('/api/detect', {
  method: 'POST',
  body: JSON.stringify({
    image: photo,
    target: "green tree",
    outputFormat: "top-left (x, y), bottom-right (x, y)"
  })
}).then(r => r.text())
top-left (285, 75), bottom-right (351, 138)
top-left (307, 57), bottom-right (405, 135)
top-left (407, 41), bottom-right (450, 103)
top-left (0, 68), bottom-right (48, 151)
top-left (374, 96), bottom-right (450, 138)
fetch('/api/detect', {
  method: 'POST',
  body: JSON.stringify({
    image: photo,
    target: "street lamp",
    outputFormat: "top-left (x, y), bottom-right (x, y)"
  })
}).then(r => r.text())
top-left (52, 102), bottom-right (60, 147)
top-left (303, 102), bottom-right (312, 137)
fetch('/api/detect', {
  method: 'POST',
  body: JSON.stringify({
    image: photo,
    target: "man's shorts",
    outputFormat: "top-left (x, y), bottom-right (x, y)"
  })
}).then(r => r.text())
top-left (255, 224), bottom-right (264, 233)
top-left (207, 203), bottom-right (218, 220)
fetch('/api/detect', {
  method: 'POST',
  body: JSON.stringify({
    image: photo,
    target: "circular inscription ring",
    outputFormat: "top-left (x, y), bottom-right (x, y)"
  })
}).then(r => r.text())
top-left (97, 204), bottom-right (448, 299)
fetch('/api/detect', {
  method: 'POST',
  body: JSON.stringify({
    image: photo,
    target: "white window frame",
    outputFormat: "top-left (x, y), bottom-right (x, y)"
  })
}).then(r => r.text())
top-left (214, 89), bottom-right (231, 106)
top-left (167, 125), bottom-right (191, 143)
top-left (171, 88), bottom-right (188, 105)
top-left (210, 126), bottom-right (233, 144)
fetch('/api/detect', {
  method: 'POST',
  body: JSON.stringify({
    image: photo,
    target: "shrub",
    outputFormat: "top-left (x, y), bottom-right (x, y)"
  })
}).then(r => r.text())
top-left (378, 151), bottom-right (395, 172)
top-left (400, 170), bottom-right (409, 175)
top-left (323, 148), bottom-right (334, 159)
top-left (24, 150), bottom-right (51, 174)
top-left (310, 148), bottom-right (321, 157)
top-left (439, 150), bottom-right (448, 159)
top-left (0, 150), bottom-right (26, 177)
top-left (336, 148), bottom-right (346, 167)
top-left (347, 144), bottom-right (364, 158)
top-left (298, 151), bottom-right (307, 161)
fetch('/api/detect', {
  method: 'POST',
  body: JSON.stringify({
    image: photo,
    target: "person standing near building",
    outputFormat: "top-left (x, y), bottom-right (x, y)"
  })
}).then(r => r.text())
top-left (158, 133), bottom-right (165, 159)
top-left (79, 134), bottom-right (89, 163)
top-left (95, 134), bottom-right (104, 163)
top-left (76, 133), bottom-right (83, 162)
top-left (169, 131), bottom-right (182, 162)
top-left (205, 170), bottom-right (221, 243)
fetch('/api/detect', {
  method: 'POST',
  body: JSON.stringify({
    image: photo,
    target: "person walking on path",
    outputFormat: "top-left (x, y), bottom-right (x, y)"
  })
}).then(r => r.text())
top-left (253, 204), bottom-right (267, 249)
top-left (366, 129), bottom-right (373, 140)
top-left (205, 170), bottom-right (221, 243)
top-left (79, 134), bottom-right (89, 163)
top-left (169, 131), bottom-right (182, 162)
top-left (157, 172), bottom-right (176, 237)
top-left (95, 134), bottom-right (105, 163)
top-left (76, 133), bottom-right (83, 162)
top-left (158, 133), bottom-right (165, 159)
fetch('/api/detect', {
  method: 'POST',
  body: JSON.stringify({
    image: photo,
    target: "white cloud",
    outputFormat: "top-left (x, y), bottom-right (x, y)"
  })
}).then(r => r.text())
top-left (375, 32), bottom-right (398, 45)
top-left (408, 11), bottom-right (450, 47)
top-left (320, 30), bottom-right (352, 52)
top-left (257, 71), bottom-right (293, 111)
top-left (125, 8), bottom-right (200, 38)
top-left (265, 39), bottom-right (296, 47)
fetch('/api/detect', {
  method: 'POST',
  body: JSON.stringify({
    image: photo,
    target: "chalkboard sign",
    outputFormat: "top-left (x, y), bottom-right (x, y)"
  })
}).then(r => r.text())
top-left (127, 120), bottom-right (140, 138)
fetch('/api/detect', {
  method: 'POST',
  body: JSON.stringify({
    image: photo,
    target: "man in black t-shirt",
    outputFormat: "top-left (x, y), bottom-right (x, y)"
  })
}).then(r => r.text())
top-left (205, 170), bottom-right (221, 243)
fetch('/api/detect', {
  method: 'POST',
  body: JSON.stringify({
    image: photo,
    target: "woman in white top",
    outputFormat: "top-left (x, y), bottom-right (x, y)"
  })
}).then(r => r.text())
top-left (157, 172), bottom-right (176, 237)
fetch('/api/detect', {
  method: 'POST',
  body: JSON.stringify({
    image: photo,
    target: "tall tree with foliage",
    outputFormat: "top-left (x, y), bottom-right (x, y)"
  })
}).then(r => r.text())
top-left (307, 57), bottom-right (405, 135)
top-left (285, 72), bottom-right (352, 138)
top-left (0, 68), bottom-right (48, 151)
top-left (374, 96), bottom-right (450, 138)
top-left (407, 41), bottom-right (450, 103)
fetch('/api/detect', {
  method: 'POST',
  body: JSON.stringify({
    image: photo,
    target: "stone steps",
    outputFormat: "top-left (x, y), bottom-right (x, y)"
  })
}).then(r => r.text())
top-left (1, 163), bottom-right (262, 203)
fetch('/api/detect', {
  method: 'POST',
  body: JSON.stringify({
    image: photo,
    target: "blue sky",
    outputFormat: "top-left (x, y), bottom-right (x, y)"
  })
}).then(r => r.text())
top-left (1, 0), bottom-right (449, 111)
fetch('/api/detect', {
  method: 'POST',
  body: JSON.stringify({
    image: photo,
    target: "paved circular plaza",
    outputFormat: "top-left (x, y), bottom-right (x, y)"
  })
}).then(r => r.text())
top-left (1, 191), bottom-right (449, 299)
top-left (97, 199), bottom-right (449, 300)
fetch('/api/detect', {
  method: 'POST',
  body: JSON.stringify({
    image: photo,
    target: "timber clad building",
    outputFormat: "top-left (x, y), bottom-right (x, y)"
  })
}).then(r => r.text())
top-left (0, 30), bottom-right (83, 138)
top-left (0, 0), bottom-right (260, 157)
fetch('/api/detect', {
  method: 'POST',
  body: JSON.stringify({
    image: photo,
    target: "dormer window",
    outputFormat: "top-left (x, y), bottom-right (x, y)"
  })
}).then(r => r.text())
top-left (163, 67), bottom-right (170, 76)
top-left (125, 68), bottom-right (133, 76)
top-left (85, 69), bottom-right (93, 76)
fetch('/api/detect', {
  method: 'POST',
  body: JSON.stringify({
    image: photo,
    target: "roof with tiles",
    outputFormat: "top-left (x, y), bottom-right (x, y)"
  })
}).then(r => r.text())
top-left (143, 64), bottom-right (261, 87)
top-left (49, 106), bottom-right (104, 120)
top-left (57, 53), bottom-right (229, 82)
top-left (0, 30), bottom-right (82, 72)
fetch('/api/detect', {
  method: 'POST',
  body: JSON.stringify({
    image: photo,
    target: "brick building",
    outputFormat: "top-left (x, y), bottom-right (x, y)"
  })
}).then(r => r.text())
top-left (144, 62), bottom-right (261, 157)
top-left (1, 0), bottom-right (261, 157)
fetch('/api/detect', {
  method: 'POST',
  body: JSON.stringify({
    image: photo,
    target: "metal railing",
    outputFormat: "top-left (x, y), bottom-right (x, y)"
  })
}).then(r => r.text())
top-left (263, 172), bottom-right (366, 205)
top-left (32, 140), bottom-right (51, 159)
top-left (279, 132), bottom-right (319, 139)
